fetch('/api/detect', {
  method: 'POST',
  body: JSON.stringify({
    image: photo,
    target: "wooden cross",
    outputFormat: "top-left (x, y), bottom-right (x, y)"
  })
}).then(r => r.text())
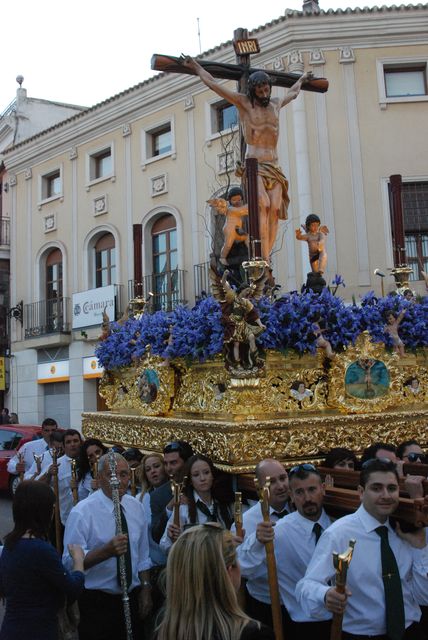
top-left (152, 31), bottom-right (328, 264)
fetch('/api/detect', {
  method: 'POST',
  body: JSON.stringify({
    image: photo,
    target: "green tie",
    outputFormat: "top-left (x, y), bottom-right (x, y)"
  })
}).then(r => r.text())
top-left (375, 526), bottom-right (405, 640)
top-left (313, 522), bottom-right (323, 544)
top-left (117, 506), bottom-right (133, 591)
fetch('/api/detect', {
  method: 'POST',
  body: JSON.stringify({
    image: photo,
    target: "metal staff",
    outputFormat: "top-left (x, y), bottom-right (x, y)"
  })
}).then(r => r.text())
top-left (108, 450), bottom-right (133, 640)
top-left (18, 452), bottom-right (25, 482)
top-left (50, 447), bottom-right (62, 554)
top-left (330, 539), bottom-right (356, 640)
top-left (254, 476), bottom-right (283, 640)
top-left (130, 467), bottom-right (137, 497)
top-left (234, 491), bottom-right (243, 537)
top-left (70, 458), bottom-right (79, 505)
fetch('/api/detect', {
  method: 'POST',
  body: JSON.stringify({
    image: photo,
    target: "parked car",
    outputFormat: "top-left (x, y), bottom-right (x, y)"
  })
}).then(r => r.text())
top-left (0, 425), bottom-right (42, 493)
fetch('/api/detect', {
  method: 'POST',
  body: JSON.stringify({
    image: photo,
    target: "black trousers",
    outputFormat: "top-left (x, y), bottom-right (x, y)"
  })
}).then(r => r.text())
top-left (342, 621), bottom-right (424, 640)
top-left (286, 619), bottom-right (332, 640)
top-left (78, 587), bottom-right (144, 640)
top-left (245, 588), bottom-right (291, 630)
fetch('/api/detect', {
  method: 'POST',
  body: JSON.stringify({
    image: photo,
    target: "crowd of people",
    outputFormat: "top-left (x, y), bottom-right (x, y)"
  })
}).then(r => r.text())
top-left (0, 422), bottom-right (428, 640)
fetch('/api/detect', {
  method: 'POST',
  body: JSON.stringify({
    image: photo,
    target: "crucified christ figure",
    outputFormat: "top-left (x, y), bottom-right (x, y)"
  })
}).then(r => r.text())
top-left (182, 56), bottom-right (311, 263)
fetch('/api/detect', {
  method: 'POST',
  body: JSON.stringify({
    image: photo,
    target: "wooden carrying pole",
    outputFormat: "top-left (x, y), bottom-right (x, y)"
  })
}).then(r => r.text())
top-left (50, 448), bottom-right (63, 554)
top-left (330, 540), bottom-right (356, 640)
top-left (70, 459), bottom-right (79, 506)
top-left (254, 476), bottom-right (283, 640)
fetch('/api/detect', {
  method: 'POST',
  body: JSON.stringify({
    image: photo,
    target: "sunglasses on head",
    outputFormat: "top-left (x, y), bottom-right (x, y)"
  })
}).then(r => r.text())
top-left (289, 463), bottom-right (317, 477)
top-left (164, 442), bottom-right (182, 454)
top-left (407, 452), bottom-right (427, 464)
top-left (361, 457), bottom-right (396, 469)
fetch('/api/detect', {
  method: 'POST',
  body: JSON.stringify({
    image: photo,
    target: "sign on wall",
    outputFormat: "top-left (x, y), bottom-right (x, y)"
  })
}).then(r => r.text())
top-left (37, 360), bottom-right (69, 384)
top-left (83, 356), bottom-right (104, 379)
top-left (72, 285), bottom-right (115, 329)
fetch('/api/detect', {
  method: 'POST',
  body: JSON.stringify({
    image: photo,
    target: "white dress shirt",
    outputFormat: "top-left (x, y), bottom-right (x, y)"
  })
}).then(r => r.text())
top-left (63, 489), bottom-right (152, 594)
top-left (136, 491), bottom-right (167, 567)
top-left (231, 501), bottom-right (290, 605)
top-left (78, 471), bottom-right (94, 501)
top-left (7, 438), bottom-right (49, 474)
top-left (159, 492), bottom-right (229, 554)
top-left (296, 505), bottom-right (428, 635)
top-left (238, 508), bottom-right (331, 619)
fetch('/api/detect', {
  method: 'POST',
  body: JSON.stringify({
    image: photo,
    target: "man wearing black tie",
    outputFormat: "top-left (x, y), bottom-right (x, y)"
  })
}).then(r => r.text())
top-left (63, 453), bottom-right (152, 640)
top-left (231, 459), bottom-right (291, 629)
top-left (296, 458), bottom-right (428, 640)
top-left (238, 463), bottom-right (332, 639)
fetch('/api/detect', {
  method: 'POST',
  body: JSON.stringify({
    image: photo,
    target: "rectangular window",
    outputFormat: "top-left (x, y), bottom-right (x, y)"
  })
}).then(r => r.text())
top-left (89, 147), bottom-right (113, 182)
top-left (212, 100), bottom-right (238, 134)
top-left (152, 126), bottom-right (172, 157)
top-left (41, 169), bottom-right (62, 201)
top-left (389, 178), bottom-right (428, 280)
top-left (384, 65), bottom-right (427, 97)
top-left (377, 58), bottom-right (428, 105)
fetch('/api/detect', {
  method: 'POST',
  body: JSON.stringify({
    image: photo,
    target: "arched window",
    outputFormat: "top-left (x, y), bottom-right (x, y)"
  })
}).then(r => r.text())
top-left (46, 249), bottom-right (63, 301)
top-left (45, 249), bottom-right (64, 333)
top-left (151, 214), bottom-right (178, 310)
top-left (95, 233), bottom-right (116, 287)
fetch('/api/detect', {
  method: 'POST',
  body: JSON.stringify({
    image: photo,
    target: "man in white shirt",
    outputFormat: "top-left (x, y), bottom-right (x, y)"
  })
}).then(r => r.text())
top-left (296, 458), bottom-right (428, 640)
top-left (238, 463), bottom-right (332, 639)
top-left (7, 417), bottom-right (58, 475)
top-left (63, 452), bottom-right (152, 640)
top-left (24, 430), bottom-right (64, 479)
top-left (231, 458), bottom-right (291, 628)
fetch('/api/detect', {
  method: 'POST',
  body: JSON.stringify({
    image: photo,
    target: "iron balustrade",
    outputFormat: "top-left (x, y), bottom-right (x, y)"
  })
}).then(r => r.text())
top-left (128, 269), bottom-right (186, 312)
top-left (24, 297), bottom-right (70, 338)
top-left (0, 219), bottom-right (10, 246)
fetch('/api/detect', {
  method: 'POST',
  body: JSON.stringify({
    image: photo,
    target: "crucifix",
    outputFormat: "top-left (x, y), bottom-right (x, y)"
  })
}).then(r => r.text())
top-left (152, 31), bottom-right (328, 268)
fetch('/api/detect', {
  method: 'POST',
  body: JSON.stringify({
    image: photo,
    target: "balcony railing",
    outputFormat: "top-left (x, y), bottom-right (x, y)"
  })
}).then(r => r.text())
top-left (194, 261), bottom-right (210, 301)
top-left (0, 219), bottom-right (10, 246)
top-left (128, 269), bottom-right (186, 312)
top-left (24, 297), bottom-right (70, 338)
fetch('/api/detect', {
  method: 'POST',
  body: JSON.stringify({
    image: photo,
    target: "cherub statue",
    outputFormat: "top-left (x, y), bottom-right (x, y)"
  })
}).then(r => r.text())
top-left (313, 319), bottom-right (335, 359)
top-left (210, 266), bottom-right (266, 370)
top-left (295, 214), bottom-right (329, 275)
top-left (208, 187), bottom-right (249, 265)
top-left (290, 380), bottom-right (313, 404)
top-left (98, 306), bottom-right (111, 341)
top-left (384, 309), bottom-right (407, 357)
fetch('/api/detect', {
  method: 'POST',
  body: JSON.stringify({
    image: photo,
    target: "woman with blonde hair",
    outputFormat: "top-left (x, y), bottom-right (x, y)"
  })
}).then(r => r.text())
top-left (156, 524), bottom-right (274, 640)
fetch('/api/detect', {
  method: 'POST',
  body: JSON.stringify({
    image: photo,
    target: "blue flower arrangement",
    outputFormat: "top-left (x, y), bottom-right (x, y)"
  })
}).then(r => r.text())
top-left (95, 287), bottom-right (428, 370)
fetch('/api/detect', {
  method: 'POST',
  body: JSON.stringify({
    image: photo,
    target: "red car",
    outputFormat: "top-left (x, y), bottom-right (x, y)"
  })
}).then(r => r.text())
top-left (0, 425), bottom-right (42, 493)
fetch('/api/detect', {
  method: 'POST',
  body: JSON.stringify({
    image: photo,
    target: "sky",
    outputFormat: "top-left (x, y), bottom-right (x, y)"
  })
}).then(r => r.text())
top-left (1, 0), bottom-right (399, 111)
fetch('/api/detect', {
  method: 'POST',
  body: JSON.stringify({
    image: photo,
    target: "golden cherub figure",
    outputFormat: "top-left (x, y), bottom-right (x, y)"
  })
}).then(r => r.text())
top-left (208, 187), bottom-right (249, 265)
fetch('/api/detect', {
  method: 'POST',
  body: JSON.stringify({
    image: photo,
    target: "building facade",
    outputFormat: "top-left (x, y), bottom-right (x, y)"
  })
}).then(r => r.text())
top-left (1, 3), bottom-right (427, 427)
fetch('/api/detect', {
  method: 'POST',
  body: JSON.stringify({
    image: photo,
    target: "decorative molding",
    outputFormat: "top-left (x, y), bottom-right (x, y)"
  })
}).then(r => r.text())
top-left (122, 123), bottom-right (132, 137)
top-left (93, 195), bottom-right (108, 216)
top-left (287, 50), bottom-right (304, 73)
top-left (9, 174), bottom-right (17, 187)
top-left (44, 213), bottom-right (57, 233)
top-left (273, 57), bottom-right (285, 71)
top-left (69, 146), bottom-right (78, 160)
top-left (184, 95), bottom-right (195, 111)
top-left (151, 173), bottom-right (168, 197)
top-left (24, 168), bottom-right (32, 180)
top-left (339, 46), bottom-right (356, 64)
top-left (310, 48), bottom-right (326, 65)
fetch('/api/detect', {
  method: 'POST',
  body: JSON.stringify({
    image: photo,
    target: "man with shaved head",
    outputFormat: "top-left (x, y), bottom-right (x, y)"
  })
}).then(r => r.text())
top-left (238, 463), bottom-right (332, 638)
top-left (232, 458), bottom-right (291, 627)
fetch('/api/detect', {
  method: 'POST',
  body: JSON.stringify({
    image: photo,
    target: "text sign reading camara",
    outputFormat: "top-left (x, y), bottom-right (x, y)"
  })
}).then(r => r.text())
top-left (72, 285), bottom-right (115, 329)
